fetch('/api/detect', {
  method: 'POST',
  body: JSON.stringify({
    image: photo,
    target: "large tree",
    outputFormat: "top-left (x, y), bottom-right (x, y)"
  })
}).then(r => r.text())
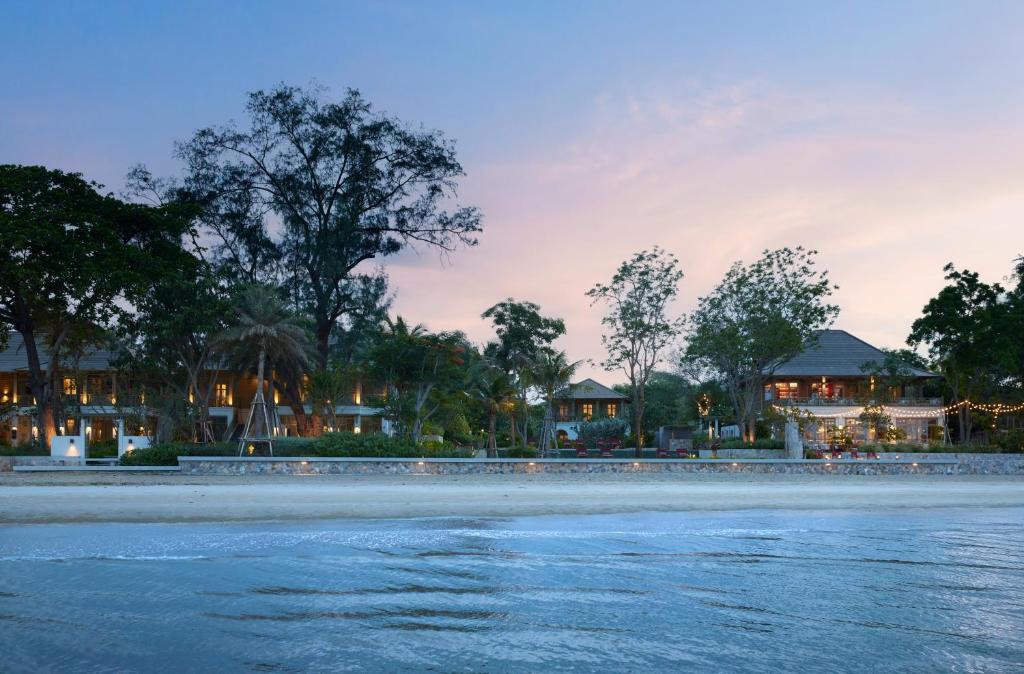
top-left (908, 263), bottom-right (1013, 442)
top-left (482, 299), bottom-right (565, 445)
top-left (123, 257), bottom-right (232, 442)
top-left (682, 247), bottom-right (838, 442)
top-left (171, 84), bottom-right (482, 368)
top-left (0, 165), bottom-right (195, 448)
top-left (587, 247), bottom-right (684, 455)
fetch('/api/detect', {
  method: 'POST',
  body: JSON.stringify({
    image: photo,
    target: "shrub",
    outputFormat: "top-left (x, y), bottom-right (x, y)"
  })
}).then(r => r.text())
top-left (504, 446), bottom-right (539, 458)
top-left (0, 445), bottom-right (48, 456)
top-left (120, 443), bottom-right (188, 466)
top-left (120, 441), bottom-right (236, 465)
top-left (720, 438), bottom-right (785, 450)
top-left (311, 432), bottom-right (472, 458)
top-left (120, 433), bottom-right (475, 465)
top-left (992, 429), bottom-right (1024, 453)
top-left (578, 418), bottom-right (628, 447)
top-left (88, 438), bottom-right (117, 458)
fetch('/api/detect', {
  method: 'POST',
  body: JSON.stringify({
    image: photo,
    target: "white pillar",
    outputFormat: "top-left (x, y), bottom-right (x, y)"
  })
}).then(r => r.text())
top-left (785, 420), bottom-right (803, 459)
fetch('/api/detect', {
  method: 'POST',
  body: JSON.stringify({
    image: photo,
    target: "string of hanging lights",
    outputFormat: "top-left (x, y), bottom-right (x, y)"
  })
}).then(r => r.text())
top-left (772, 399), bottom-right (1024, 420)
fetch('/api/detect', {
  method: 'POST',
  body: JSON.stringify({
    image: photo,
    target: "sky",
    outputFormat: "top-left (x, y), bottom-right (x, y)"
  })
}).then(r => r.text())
top-left (3, 1), bottom-right (1023, 383)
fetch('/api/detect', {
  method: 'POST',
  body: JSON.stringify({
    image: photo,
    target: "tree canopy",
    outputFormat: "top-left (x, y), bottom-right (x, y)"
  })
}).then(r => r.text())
top-left (0, 164), bottom-right (197, 447)
top-left (908, 262), bottom-right (1020, 442)
top-left (163, 84), bottom-right (482, 368)
top-left (587, 247), bottom-right (684, 454)
top-left (682, 246), bottom-right (838, 442)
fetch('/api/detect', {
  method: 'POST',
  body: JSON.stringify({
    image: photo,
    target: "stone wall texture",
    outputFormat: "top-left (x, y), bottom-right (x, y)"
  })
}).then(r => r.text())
top-left (0, 456), bottom-right (88, 472)
top-left (177, 454), bottom-right (1024, 476)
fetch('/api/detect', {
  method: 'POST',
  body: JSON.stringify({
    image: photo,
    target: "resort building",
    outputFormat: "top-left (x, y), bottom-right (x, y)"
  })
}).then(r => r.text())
top-left (0, 333), bottom-right (384, 452)
top-left (764, 329), bottom-right (943, 445)
top-left (552, 378), bottom-right (629, 442)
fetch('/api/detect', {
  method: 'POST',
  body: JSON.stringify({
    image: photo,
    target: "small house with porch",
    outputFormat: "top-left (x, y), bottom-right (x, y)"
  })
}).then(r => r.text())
top-left (552, 378), bottom-right (629, 442)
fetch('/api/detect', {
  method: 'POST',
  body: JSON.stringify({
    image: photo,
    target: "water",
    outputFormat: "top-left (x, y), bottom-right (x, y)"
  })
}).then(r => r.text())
top-left (1, 509), bottom-right (1023, 673)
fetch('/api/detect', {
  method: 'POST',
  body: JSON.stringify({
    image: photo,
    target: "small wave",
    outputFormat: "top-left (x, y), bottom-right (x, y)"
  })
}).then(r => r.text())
top-left (0, 554), bottom-right (210, 562)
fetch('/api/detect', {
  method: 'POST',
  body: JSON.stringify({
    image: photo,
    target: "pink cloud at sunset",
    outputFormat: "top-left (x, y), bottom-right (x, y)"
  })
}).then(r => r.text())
top-left (384, 81), bottom-right (1024, 382)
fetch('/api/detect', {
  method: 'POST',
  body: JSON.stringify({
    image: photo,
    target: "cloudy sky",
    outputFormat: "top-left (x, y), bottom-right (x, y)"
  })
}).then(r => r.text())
top-left (3, 1), bottom-right (1022, 382)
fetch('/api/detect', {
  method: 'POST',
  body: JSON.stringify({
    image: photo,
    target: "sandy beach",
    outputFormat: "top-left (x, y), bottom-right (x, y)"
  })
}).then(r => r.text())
top-left (0, 473), bottom-right (1021, 523)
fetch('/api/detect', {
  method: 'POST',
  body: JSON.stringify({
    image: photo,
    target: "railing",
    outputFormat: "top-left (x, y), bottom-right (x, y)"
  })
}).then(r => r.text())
top-left (556, 415), bottom-right (622, 423)
top-left (773, 397), bottom-right (943, 407)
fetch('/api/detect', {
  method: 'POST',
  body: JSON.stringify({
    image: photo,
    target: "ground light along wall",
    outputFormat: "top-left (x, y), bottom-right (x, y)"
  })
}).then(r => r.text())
top-left (174, 456), bottom-right (1024, 476)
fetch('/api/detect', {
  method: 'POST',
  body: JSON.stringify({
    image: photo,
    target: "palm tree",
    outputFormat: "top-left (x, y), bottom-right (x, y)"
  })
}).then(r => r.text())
top-left (213, 285), bottom-right (312, 455)
top-left (532, 349), bottom-right (582, 456)
top-left (467, 359), bottom-right (516, 457)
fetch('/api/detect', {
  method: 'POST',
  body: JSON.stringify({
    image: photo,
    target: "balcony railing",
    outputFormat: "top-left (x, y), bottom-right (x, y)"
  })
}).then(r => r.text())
top-left (773, 396), bottom-right (943, 407)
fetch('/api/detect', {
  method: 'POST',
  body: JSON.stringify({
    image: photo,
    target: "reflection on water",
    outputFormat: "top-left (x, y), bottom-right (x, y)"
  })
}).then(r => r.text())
top-left (1, 508), bottom-right (1023, 672)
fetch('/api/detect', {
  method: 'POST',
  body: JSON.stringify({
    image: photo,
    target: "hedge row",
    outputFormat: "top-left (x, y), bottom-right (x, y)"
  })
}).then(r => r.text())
top-left (119, 432), bottom-right (473, 466)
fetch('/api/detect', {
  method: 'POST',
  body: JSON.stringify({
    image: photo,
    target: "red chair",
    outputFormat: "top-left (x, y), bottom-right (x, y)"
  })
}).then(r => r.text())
top-left (865, 449), bottom-right (878, 460)
top-left (598, 440), bottom-right (613, 458)
top-left (848, 449), bottom-right (859, 460)
top-left (675, 445), bottom-right (690, 458)
top-left (575, 442), bottom-right (588, 458)
top-left (656, 447), bottom-right (670, 458)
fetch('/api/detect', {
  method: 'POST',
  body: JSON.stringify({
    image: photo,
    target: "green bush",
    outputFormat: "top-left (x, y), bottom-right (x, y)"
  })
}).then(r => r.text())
top-left (578, 418), bottom-right (628, 447)
top-left (87, 438), bottom-right (117, 458)
top-left (120, 433), bottom-right (475, 465)
top-left (311, 432), bottom-right (472, 458)
top-left (720, 438), bottom-right (785, 450)
top-left (504, 446), bottom-right (539, 458)
top-left (265, 437), bottom-right (316, 455)
top-left (120, 443), bottom-right (187, 466)
top-left (0, 445), bottom-right (48, 456)
top-left (992, 430), bottom-right (1024, 453)
top-left (120, 441), bottom-right (236, 465)
top-left (857, 442), bottom-right (1013, 454)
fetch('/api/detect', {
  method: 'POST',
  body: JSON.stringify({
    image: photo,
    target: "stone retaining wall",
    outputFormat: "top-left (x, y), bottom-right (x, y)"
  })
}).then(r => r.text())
top-left (874, 453), bottom-right (1024, 475)
top-left (0, 455), bottom-right (86, 472)
top-left (178, 456), bottom-right (967, 476)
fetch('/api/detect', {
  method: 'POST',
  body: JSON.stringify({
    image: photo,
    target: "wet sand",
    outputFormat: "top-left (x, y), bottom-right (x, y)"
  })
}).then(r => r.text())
top-left (0, 473), bottom-right (1021, 523)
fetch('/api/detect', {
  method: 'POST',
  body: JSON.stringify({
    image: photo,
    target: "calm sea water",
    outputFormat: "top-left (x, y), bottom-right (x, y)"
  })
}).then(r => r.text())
top-left (1, 508), bottom-right (1023, 673)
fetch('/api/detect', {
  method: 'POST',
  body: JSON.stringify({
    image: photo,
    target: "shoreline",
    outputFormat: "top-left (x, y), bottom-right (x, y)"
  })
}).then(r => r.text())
top-left (1, 473), bottom-right (1022, 524)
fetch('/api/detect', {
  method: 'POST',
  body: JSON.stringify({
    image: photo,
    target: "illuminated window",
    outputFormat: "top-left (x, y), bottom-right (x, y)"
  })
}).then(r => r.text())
top-left (606, 402), bottom-right (617, 417)
top-left (774, 382), bottom-right (799, 400)
top-left (581, 403), bottom-right (594, 420)
top-left (63, 378), bottom-right (77, 395)
top-left (558, 403), bottom-right (569, 420)
top-left (214, 383), bottom-right (229, 406)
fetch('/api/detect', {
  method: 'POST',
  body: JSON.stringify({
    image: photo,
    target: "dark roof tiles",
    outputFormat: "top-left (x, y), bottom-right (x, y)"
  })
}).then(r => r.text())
top-left (772, 329), bottom-right (936, 378)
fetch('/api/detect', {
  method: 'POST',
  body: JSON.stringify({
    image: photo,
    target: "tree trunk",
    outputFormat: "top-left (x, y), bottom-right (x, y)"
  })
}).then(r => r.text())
top-left (521, 389), bottom-right (529, 446)
top-left (487, 410), bottom-right (497, 458)
top-left (633, 399), bottom-right (643, 459)
top-left (509, 407), bottom-right (517, 447)
top-left (315, 319), bottom-right (331, 372)
top-left (19, 326), bottom-right (55, 449)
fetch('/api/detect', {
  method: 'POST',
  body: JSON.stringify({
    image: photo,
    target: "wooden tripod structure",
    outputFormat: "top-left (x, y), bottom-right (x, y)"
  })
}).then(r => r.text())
top-left (238, 387), bottom-right (274, 456)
